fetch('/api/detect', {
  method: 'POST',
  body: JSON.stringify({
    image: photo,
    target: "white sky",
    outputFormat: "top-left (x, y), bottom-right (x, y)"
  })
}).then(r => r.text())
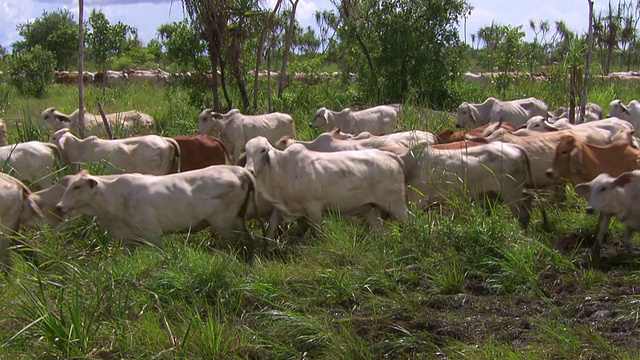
top-left (0, 0), bottom-right (607, 50)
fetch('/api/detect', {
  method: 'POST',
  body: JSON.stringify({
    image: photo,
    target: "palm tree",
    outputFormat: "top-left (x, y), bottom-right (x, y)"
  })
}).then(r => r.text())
top-left (182, 0), bottom-right (227, 111)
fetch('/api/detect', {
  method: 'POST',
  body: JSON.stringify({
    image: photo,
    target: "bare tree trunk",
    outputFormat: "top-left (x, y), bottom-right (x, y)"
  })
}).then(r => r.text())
top-left (77, 0), bottom-right (85, 138)
top-left (267, 47), bottom-right (273, 112)
top-left (207, 42), bottom-right (221, 111)
top-left (581, 0), bottom-right (594, 123)
top-left (278, 0), bottom-right (300, 98)
top-left (252, 30), bottom-right (265, 111)
top-left (227, 26), bottom-right (250, 109)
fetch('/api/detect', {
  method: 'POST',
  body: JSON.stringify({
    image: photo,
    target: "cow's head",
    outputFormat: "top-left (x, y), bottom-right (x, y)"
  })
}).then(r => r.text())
top-left (608, 99), bottom-right (630, 118)
top-left (56, 170), bottom-right (98, 214)
top-left (41, 108), bottom-right (73, 131)
top-left (310, 107), bottom-right (329, 128)
top-left (455, 102), bottom-right (476, 128)
top-left (244, 136), bottom-right (273, 176)
top-left (546, 135), bottom-right (582, 181)
top-left (198, 108), bottom-right (227, 135)
top-left (274, 136), bottom-right (295, 151)
top-left (574, 171), bottom-right (637, 216)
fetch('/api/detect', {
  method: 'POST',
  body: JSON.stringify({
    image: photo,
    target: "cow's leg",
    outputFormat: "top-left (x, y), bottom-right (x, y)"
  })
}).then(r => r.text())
top-left (622, 226), bottom-right (635, 250)
top-left (364, 207), bottom-right (383, 229)
top-left (592, 213), bottom-right (612, 262)
top-left (507, 191), bottom-right (533, 229)
top-left (0, 235), bottom-right (13, 274)
top-left (233, 217), bottom-right (255, 263)
top-left (264, 209), bottom-right (283, 250)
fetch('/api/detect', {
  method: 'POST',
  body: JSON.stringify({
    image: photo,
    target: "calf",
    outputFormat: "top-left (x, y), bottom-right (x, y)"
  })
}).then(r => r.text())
top-left (0, 141), bottom-right (60, 189)
top-left (575, 171), bottom-right (640, 259)
top-left (56, 167), bottom-right (256, 259)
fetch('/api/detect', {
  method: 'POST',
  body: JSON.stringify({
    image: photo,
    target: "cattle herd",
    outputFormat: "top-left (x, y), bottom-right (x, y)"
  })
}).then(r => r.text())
top-left (2, 97), bottom-right (640, 271)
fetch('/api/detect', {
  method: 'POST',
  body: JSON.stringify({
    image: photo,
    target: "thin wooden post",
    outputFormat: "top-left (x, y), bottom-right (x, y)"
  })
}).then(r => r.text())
top-left (78, 0), bottom-right (85, 138)
top-left (580, 0), bottom-right (594, 123)
top-left (97, 102), bottom-right (114, 139)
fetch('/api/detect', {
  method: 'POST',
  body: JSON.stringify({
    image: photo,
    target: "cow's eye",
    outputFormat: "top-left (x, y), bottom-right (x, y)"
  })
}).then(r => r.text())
top-left (599, 187), bottom-right (606, 193)
top-left (261, 148), bottom-right (267, 154)
top-left (72, 185), bottom-right (81, 190)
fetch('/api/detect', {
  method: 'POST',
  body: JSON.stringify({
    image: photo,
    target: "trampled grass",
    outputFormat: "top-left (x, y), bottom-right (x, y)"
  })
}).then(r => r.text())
top-left (0, 77), bottom-right (639, 358)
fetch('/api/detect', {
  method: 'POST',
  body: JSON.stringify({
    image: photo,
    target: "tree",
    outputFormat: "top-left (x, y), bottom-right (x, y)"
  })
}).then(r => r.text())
top-left (86, 9), bottom-right (132, 85)
top-left (12, 9), bottom-right (79, 69)
top-left (7, 45), bottom-right (56, 97)
top-left (333, 0), bottom-right (472, 106)
top-left (278, 0), bottom-right (300, 99)
top-left (182, 0), bottom-right (228, 111)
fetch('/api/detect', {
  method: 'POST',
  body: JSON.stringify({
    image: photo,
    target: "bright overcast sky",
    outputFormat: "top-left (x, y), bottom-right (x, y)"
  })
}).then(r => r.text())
top-left (0, 0), bottom-right (608, 50)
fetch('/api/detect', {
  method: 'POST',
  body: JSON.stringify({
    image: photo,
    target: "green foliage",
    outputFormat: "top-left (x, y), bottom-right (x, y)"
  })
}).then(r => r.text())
top-left (336, 0), bottom-right (472, 107)
top-left (111, 46), bottom-right (158, 70)
top-left (12, 9), bottom-right (79, 69)
top-left (160, 20), bottom-right (207, 72)
top-left (7, 45), bottom-right (56, 98)
top-left (86, 9), bottom-right (132, 74)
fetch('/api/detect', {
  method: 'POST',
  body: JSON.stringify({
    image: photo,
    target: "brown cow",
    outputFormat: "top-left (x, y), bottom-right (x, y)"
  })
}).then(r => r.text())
top-left (545, 134), bottom-right (640, 185)
top-left (545, 134), bottom-right (640, 260)
top-left (437, 122), bottom-right (517, 143)
top-left (170, 134), bottom-right (230, 172)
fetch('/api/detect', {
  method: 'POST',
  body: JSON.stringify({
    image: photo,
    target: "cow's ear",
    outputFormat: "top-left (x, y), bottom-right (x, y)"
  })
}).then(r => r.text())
top-left (614, 172), bottom-right (634, 187)
top-left (87, 178), bottom-right (98, 189)
top-left (569, 147), bottom-right (583, 174)
top-left (56, 114), bottom-right (71, 123)
top-left (469, 105), bottom-right (477, 123)
top-left (574, 183), bottom-right (590, 198)
top-left (323, 111), bottom-right (329, 123)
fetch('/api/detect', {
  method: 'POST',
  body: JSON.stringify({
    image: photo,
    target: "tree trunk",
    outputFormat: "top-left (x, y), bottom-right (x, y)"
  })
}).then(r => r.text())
top-left (278, 0), bottom-right (300, 99)
top-left (77, 0), bottom-right (85, 138)
top-left (219, 54), bottom-right (232, 110)
top-left (227, 25), bottom-right (249, 109)
top-left (207, 41), bottom-right (221, 111)
top-left (253, 30), bottom-right (265, 111)
top-left (581, 0), bottom-right (594, 123)
top-left (267, 47), bottom-right (273, 112)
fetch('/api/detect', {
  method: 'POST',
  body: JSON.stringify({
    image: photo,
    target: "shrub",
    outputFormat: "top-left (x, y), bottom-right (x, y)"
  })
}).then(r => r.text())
top-left (7, 45), bottom-right (56, 98)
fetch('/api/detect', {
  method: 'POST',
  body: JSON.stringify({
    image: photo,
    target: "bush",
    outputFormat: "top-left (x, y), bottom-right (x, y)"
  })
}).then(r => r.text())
top-left (7, 45), bottom-right (56, 98)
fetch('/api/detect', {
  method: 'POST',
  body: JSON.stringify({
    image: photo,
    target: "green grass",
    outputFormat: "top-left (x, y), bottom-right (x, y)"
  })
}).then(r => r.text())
top-left (0, 76), bottom-right (640, 358)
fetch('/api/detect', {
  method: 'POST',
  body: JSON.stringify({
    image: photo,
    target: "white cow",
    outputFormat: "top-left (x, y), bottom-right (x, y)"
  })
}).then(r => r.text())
top-left (548, 102), bottom-right (603, 123)
top-left (310, 105), bottom-right (398, 135)
top-left (0, 172), bottom-right (42, 271)
top-left (244, 136), bottom-right (408, 238)
top-left (50, 129), bottom-right (180, 175)
top-left (0, 141), bottom-right (59, 189)
top-left (198, 108), bottom-right (296, 163)
top-left (574, 171), bottom-right (640, 259)
top-left (456, 97), bottom-right (548, 128)
top-left (274, 129), bottom-right (435, 153)
top-left (56, 167), bottom-right (256, 258)
top-left (400, 142), bottom-right (534, 228)
top-left (608, 99), bottom-right (640, 132)
top-left (523, 116), bottom-right (633, 143)
top-left (40, 107), bottom-right (156, 138)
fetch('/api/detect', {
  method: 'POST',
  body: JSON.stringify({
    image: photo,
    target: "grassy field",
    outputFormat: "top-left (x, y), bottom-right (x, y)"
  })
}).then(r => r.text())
top-left (0, 77), bottom-right (640, 359)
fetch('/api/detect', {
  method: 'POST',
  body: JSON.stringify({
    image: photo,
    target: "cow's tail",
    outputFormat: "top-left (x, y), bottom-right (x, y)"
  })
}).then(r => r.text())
top-left (166, 138), bottom-right (181, 173)
top-left (239, 169), bottom-right (258, 221)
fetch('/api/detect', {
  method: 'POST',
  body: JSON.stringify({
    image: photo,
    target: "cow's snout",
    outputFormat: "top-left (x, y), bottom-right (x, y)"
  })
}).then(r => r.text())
top-left (585, 206), bottom-right (595, 215)
top-left (545, 169), bottom-right (556, 179)
top-left (455, 124), bottom-right (462, 129)
top-left (308, 122), bottom-right (314, 127)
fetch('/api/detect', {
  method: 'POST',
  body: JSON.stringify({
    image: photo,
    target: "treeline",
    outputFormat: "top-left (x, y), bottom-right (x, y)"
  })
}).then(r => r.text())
top-left (0, 1), bottom-right (472, 111)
